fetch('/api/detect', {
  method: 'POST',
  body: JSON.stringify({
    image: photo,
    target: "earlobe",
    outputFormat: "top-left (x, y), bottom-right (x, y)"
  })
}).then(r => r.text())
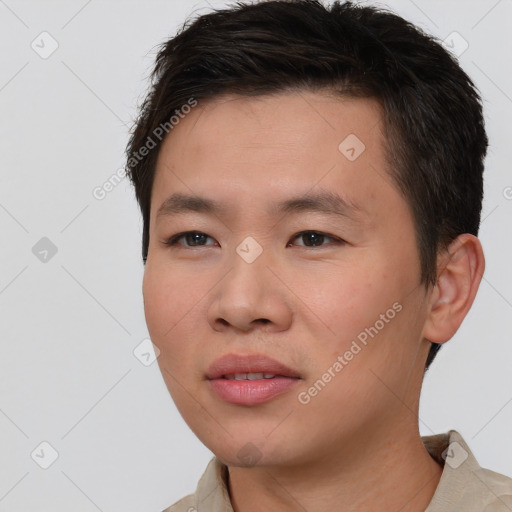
top-left (422, 234), bottom-right (485, 344)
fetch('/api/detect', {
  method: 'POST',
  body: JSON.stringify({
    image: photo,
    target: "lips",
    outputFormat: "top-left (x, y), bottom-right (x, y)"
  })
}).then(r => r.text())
top-left (206, 353), bottom-right (301, 380)
top-left (206, 353), bottom-right (301, 406)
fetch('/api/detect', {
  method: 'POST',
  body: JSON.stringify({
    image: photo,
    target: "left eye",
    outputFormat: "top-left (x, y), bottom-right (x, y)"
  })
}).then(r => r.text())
top-left (288, 230), bottom-right (342, 248)
top-left (163, 231), bottom-right (217, 247)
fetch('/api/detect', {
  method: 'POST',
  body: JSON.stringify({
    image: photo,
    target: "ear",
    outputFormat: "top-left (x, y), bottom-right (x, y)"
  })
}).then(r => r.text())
top-left (422, 234), bottom-right (485, 344)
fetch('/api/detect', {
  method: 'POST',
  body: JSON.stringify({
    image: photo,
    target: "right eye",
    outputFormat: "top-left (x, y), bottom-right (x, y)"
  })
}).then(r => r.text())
top-left (162, 231), bottom-right (218, 248)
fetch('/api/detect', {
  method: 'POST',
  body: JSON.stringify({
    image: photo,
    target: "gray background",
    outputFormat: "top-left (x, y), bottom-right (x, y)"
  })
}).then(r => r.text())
top-left (0, 0), bottom-right (511, 510)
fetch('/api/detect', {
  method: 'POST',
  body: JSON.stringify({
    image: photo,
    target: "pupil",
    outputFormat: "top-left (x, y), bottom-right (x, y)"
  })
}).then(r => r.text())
top-left (188, 232), bottom-right (206, 245)
top-left (305, 232), bottom-right (323, 246)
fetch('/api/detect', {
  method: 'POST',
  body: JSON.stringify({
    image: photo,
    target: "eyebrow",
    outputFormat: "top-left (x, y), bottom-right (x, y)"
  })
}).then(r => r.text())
top-left (156, 190), bottom-right (365, 221)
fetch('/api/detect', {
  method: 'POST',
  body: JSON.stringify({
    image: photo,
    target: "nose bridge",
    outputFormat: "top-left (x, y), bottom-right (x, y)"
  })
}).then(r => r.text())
top-left (207, 238), bottom-right (291, 331)
top-left (224, 241), bottom-right (269, 314)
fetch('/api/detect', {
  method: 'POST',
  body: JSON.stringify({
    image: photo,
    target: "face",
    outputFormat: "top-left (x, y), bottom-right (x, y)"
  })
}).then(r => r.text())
top-left (143, 91), bottom-right (433, 469)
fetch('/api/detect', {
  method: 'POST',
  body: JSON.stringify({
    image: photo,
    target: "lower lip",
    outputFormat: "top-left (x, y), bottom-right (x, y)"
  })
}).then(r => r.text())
top-left (208, 376), bottom-right (300, 405)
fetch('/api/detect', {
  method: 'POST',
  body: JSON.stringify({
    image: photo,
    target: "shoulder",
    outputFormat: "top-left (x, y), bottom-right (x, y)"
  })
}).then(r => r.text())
top-left (160, 456), bottom-right (231, 512)
top-left (162, 493), bottom-right (195, 512)
top-left (477, 467), bottom-right (512, 512)
top-left (451, 430), bottom-right (512, 507)
top-left (423, 430), bottom-right (512, 512)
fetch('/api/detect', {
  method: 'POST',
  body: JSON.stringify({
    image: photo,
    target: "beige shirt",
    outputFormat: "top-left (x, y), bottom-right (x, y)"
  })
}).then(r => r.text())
top-left (164, 430), bottom-right (512, 512)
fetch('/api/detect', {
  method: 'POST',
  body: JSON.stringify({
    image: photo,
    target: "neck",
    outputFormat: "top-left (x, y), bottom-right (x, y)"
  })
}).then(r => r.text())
top-left (227, 422), bottom-right (443, 512)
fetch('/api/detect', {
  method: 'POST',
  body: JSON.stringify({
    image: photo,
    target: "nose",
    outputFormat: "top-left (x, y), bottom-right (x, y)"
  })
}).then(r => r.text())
top-left (207, 250), bottom-right (293, 334)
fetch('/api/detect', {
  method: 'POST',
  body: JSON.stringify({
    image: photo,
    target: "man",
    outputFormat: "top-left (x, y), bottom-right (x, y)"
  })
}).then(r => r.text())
top-left (125, 1), bottom-right (512, 510)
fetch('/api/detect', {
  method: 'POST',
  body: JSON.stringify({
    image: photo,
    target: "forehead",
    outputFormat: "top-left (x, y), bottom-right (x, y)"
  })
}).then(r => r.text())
top-left (162, 90), bottom-right (384, 160)
top-left (151, 90), bottom-right (396, 221)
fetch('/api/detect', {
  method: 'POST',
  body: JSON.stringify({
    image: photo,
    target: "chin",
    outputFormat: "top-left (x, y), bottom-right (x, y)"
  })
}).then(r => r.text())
top-left (201, 431), bottom-right (303, 469)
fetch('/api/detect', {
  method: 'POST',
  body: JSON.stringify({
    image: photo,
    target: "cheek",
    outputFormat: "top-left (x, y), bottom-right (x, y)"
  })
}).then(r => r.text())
top-left (143, 265), bottom-right (172, 340)
top-left (309, 266), bottom-right (392, 337)
top-left (143, 264), bottom-right (205, 397)
top-left (312, 260), bottom-right (417, 366)
top-left (142, 262), bottom-right (199, 346)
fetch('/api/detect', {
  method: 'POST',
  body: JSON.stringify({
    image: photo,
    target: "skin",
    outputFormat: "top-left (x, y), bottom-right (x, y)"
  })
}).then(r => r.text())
top-left (142, 90), bottom-right (484, 511)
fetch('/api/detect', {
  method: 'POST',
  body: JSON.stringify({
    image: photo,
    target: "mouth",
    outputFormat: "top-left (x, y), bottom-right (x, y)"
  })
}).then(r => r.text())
top-left (206, 353), bottom-right (301, 380)
top-left (221, 372), bottom-right (287, 380)
top-left (206, 353), bottom-right (301, 406)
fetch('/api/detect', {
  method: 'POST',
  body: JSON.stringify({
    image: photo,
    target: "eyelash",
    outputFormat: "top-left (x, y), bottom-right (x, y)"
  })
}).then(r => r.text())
top-left (161, 230), bottom-right (345, 249)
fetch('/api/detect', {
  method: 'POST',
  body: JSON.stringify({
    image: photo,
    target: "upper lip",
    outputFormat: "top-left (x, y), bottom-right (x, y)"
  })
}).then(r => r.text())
top-left (206, 353), bottom-right (301, 379)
